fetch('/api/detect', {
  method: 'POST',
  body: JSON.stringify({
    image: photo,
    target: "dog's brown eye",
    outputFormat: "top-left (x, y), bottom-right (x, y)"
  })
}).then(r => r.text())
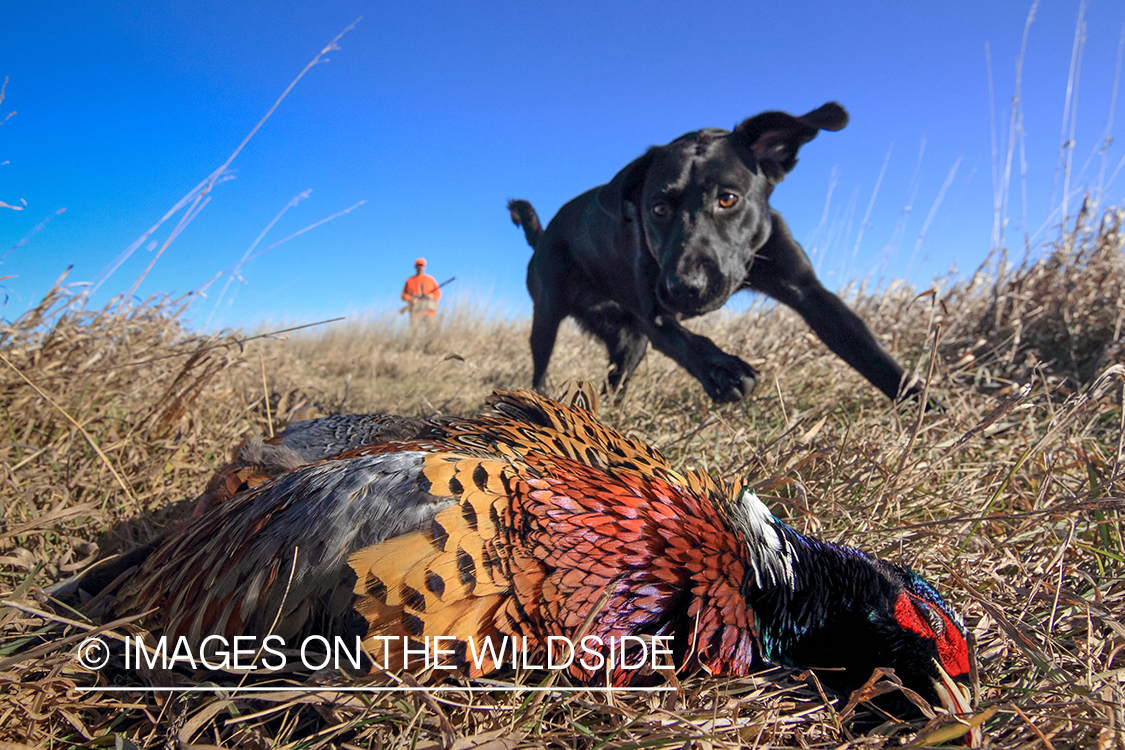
top-left (718, 193), bottom-right (739, 209)
top-left (652, 203), bottom-right (670, 218)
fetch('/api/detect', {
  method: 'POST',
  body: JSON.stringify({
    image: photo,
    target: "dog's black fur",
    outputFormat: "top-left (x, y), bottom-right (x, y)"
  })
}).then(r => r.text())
top-left (508, 102), bottom-right (920, 404)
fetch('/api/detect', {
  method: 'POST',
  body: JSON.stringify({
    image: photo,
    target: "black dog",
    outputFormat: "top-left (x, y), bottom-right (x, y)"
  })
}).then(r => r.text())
top-left (508, 102), bottom-right (919, 404)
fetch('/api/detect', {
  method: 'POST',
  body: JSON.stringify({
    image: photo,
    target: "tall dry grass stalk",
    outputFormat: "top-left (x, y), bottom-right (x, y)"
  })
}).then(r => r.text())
top-left (91, 18), bottom-right (364, 302)
top-left (0, 208), bottom-right (1123, 747)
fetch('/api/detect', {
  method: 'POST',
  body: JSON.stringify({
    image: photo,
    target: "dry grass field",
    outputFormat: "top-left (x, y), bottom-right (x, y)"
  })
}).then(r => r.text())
top-left (1, 205), bottom-right (1123, 747)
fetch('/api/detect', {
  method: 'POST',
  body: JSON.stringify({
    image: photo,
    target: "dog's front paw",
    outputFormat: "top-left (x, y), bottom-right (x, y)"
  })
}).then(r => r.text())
top-left (703, 357), bottom-right (760, 403)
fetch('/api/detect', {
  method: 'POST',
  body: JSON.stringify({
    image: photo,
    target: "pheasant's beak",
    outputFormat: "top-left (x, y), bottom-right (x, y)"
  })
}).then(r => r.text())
top-left (932, 660), bottom-right (982, 746)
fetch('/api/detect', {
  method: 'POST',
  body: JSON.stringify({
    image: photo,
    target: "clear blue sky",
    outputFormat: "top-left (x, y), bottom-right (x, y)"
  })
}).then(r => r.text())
top-left (3, 1), bottom-right (1123, 331)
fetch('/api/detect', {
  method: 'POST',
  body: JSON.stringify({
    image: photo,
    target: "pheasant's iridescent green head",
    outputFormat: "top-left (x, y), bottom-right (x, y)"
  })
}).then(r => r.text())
top-left (875, 566), bottom-right (978, 744)
top-left (726, 488), bottom-right (978, 742)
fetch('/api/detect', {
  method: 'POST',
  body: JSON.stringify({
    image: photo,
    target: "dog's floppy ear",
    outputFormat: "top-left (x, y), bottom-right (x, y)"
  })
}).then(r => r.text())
top-left (595, 149), bottom-right (656, 222)
top-left (735, 102), bottom-right (848, 180)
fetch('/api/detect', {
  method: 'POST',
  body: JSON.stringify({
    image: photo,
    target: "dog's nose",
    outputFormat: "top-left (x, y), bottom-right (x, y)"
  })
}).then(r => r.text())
top-left (658, 257), bottom-right (724, 313)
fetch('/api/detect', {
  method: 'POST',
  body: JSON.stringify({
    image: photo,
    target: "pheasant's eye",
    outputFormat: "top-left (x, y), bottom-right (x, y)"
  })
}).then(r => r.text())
top-left (926, 605), bottom-right (946, 635)
top-left (718, 192), bottom-right (739, 209)
top-left (916, 600), bottom-right (945, 635)
top-left (652, 202), bottom-right (670, 218)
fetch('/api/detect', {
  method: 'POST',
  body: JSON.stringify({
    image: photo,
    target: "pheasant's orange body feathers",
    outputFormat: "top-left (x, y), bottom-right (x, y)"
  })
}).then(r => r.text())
top-left (341, 443), bottom-right (759, 683)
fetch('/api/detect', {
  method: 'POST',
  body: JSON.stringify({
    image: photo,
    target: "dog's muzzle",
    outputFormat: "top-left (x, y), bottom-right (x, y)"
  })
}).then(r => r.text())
top-left (657, 257), bottom-right (729, 314)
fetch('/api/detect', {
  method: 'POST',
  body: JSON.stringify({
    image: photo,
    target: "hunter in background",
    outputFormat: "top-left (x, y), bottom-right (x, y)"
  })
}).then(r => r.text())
top-left (401, 257), bottom-right (442, 331)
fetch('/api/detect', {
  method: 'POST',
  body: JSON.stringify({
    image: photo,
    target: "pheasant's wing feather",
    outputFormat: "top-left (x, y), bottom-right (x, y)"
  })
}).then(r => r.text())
top-left (267, 413), bottom-right (434, 462)
top-left (348, 454), bottom-right (521, 675)
top-left (440, 390), bottom-right (720, 495)
top-left (552, 379), bottom-right (598, 413)
top-left (114, 451), bottom-right (458, 643)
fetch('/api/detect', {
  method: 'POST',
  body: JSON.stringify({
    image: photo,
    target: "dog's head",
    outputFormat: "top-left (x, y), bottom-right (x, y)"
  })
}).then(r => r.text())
top-left (597, 103), bottom-right (847, 317)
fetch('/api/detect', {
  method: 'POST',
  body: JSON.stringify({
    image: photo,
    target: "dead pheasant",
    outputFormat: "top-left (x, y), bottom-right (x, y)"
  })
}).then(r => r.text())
top-left (105, 387), bottom-right (975, 734)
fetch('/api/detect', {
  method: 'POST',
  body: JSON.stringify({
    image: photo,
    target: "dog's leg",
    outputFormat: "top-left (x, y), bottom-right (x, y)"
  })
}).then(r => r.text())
top-left (573, 304), bottom-right (649, 396)
top-left (747, 212), bottom-right (919, 401)
top-left (607, 331), bottom-right (648, 394)
top-left (526, 237), bottom-right (578, 394)
top-left (529, 300), bottom-right (566, 394)
top-left (640, 318), bottom-right (760, 402)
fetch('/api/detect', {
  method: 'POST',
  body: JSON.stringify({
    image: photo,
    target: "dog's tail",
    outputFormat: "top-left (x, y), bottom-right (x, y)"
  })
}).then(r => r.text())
top-left (507, 199), bottom-right (543, 249)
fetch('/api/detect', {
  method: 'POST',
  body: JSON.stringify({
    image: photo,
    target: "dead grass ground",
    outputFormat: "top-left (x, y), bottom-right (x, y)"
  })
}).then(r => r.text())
top-left (0, 207), bottom-right (1123, 748)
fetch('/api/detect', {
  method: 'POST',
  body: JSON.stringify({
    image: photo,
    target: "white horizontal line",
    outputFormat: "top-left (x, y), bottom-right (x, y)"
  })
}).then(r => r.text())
top-left (78, 685), bottom-right (675, 693)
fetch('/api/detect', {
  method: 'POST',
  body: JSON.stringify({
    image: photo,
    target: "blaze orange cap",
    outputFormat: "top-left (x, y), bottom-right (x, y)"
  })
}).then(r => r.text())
top-left (415, 258), bottom-right (426, 266)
